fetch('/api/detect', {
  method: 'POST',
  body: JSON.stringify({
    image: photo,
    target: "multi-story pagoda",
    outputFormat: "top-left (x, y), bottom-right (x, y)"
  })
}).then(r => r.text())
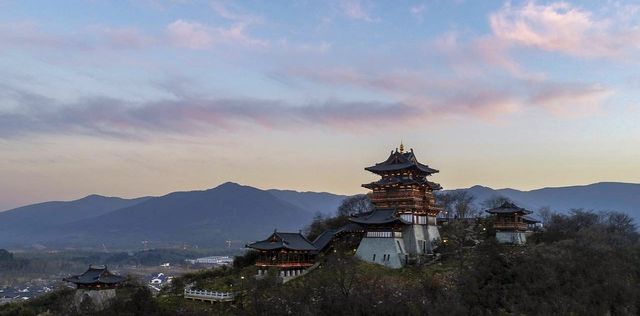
top-left (63, 265), bottom-right (126, 290)
top-left (350, 143), bottom-right (442, 268)
top-left (485, 202), bottom-right (534, 244)
top-left (246, 230), bottom-right (318, 278)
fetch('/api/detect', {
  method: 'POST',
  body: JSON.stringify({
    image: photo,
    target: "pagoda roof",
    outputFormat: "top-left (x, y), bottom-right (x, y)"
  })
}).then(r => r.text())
top-left (63, 265), bottom-right (126, 285)
top-left (246, 231), bottom-right (317, 252)
top-left (312, 223), bottom-right (363, 251)
top-left (522, 215), bottom-right (541, 223)
top-left (485, 202), bottom-right (533, 215)
top-left (362, 176), bottom-right (442, 190)
top-left (349, 208), bottom-right (411, 225)
top-left (365, 149), bottom-right (438, 175)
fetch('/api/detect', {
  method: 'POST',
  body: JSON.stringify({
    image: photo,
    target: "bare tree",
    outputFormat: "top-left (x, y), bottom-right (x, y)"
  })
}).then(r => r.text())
top-left (436, 192), bottom-right (457, 220)
top-left (336, 195), bottom-right (372, 217)
top-left (481, 195), bottom-right (513, 210)
top-left (537, 206), bottom-right (553, 225)
top-left (453, 191), bottom-right (476, 219)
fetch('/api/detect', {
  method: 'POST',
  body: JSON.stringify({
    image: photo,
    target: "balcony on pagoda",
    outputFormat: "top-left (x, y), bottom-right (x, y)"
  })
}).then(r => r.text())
top-left (493, 221), bottom-right (528, 231)
top-left (255, 251), bottom-right (316, 268)
top-left (370, 190), bottom-right (424, 202)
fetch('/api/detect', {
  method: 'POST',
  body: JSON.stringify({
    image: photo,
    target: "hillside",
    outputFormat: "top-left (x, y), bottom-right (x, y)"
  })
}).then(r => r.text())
top-left (0, 183), bottom-right (323, 249)
top-left (267, 189), bottom-right (347, 215)
top-left (450, 182), bottom-right (640, 218)
top-left (2, 181), bottom-right (640, 249)
top-left (0, 195), bottom-right (150, 245)
top-left (52, 182), bottom-right (315, 248)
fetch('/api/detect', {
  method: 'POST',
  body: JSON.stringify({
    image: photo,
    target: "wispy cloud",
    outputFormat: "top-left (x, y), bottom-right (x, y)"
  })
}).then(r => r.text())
top-left (528, 82), bottom-right (613, 117)
top-left (278, 62), bottom-right (612, 121)
top-left (0, 84), bottom-right (419, 139)
top-left (409, 4), bottom-right (426, 21)
top-left (166, 19), bottom-right (268, 50)
top-left (489, 1), bottom-right (640, 59)
top-left (340, 0), bottom-right (377, 22)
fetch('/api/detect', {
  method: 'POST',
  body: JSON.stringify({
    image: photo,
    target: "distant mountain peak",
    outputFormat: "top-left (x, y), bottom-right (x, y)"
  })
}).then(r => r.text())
top-left (82, 194), bottom-right (107, 199)
top-left (215, 181), bottom-right (244, 189)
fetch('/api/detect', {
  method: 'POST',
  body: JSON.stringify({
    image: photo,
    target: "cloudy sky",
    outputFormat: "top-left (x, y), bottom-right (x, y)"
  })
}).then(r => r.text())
top-left (1, 0), bottom-right (639, 210)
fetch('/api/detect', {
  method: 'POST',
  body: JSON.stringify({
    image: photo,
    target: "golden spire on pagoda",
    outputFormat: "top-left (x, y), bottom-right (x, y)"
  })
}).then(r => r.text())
top-left (399, 141), bottom-right (405, 153)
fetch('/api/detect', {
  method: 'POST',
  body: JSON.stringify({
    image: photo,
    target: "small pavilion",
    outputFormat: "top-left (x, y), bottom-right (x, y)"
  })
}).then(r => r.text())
top-left (63, 265), bottom-right (126, 290)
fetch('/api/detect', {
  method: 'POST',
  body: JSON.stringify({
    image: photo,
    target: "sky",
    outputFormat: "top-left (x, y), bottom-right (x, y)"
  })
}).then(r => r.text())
top-left (1, 0), bottom-right (639, 210)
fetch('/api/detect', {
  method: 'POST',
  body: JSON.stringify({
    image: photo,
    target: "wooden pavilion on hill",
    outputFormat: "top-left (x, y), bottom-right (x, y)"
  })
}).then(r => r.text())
top-left (246, 231), bottom-right (319, 278)
top-left (63, 265), bottom-right (126, 290)
top-left (485, 202), bottom-right (535, 244)
top-left (350, 143), bottom-right (443, 268)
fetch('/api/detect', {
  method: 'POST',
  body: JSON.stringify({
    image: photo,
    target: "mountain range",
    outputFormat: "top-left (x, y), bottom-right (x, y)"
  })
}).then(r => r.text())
top-left (0, 181), bottom-right (638, 250)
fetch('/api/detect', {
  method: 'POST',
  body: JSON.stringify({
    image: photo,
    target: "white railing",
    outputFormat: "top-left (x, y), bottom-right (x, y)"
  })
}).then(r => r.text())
top-left (184, 288), bottom-right (234, 301)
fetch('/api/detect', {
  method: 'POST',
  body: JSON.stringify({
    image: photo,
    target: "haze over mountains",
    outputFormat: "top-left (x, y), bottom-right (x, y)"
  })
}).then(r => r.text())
top-left (0, 182), bottom-right (638, 250)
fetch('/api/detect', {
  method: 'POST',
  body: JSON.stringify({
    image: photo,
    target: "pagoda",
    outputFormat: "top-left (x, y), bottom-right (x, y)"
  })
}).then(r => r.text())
top-left (63, 265), bottom-right (126, 290)
top-left (246, 230), bottom-right (319, 278)
top-left (350, 143), bottom-right (442, 268)
top-left (485, 202), bottom-right (534, 244)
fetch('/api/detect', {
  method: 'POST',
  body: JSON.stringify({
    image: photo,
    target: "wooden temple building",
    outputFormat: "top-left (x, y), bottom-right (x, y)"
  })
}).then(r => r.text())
top-left (485, 202), bottom-right (539, 244)
top-left (350, 143), bottom-right (443, 268)
top-left (246, 231), bottom-right (319, 278)
top-left (63, 265), bottom-right (126, 290)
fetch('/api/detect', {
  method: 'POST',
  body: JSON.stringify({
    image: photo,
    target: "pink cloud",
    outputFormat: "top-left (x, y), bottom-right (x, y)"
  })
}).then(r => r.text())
top-left (166, 19), bottom-right (268, 50)
top-left (489, 1), bottom-right (640, 59)
top-left (340, 0), bottom-right (377, 22)
top-left (410, 4), bottom-right (426, 21)
top-left (528, 83), bottom-right (613, 117)
top-left (166, 20), bottom-right (215, 49)
top-left (0, 84), bottom-right (421, 138)
top-left (102, 27), bottom-right (155, 49)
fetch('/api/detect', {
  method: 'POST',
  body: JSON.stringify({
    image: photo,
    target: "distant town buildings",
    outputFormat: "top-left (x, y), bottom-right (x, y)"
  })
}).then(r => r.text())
top-left (185, 256), bottom-right (234, 266)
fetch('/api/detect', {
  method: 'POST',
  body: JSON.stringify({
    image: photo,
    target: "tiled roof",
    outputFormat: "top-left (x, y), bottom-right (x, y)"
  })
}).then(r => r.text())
top-left (365, 150), bottom-right (439, 175)
top-left (485, 202), bottom-right (533, 215)
top-left (349, 208), bottom-right (411, 225)
top-left (312, 223), bottom-right (363, 251)
top-left (246, 231), bottom-right (317, 251)
top-left (63, 265), bottom-right (126, 285)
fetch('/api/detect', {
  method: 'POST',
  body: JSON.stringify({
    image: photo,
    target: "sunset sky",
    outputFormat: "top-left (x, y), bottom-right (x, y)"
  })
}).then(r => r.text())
top-left (1, 0), bottom-right (639, 210)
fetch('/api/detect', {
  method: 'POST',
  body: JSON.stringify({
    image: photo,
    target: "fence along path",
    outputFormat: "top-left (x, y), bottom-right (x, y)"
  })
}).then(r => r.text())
top-left (183, 288), bottom-right (235, 303)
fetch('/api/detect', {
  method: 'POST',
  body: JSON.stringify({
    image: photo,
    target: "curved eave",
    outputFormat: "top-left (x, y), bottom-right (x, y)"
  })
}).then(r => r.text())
top-left (348, 217), bottom-right (411, 225)
top-left (485, 209), bottom-right (533, 215)
top-left (365, 164), bottom-right (438, 175)
top-left (246, 243), bottom-right (317, 252)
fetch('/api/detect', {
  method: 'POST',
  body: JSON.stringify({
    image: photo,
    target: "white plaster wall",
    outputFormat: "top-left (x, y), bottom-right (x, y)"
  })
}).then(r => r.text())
top-left (496, 232), bottom-right (526, 244)
top-left (355, 237), bottom-right (405, 269)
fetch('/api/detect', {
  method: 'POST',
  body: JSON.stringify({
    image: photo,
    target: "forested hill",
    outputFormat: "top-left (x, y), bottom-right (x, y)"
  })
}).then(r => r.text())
top-left (0, 182), bottom-right (346, 249)
top-left (446, 182), bottom-right (640, 218)
top-left (1, 181), bottom-right (639, 249)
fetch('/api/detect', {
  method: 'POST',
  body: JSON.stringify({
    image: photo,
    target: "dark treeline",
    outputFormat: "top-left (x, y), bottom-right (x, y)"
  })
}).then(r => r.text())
top-left (3, 206), bottom-right (640, 315)
top-left (234, 209), bottom-right (639, 316)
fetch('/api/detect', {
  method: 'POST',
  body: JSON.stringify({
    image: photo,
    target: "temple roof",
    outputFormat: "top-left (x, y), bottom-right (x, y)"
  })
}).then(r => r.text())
top-left (365, 148), bottom-right (439, 175)
top-left (522, 215), bottom-right (541, 223)
top-left (349, 208), bottom-right (412, 225)
top-left (63, 265), bottom-right (126, 285)
top-left (362, 176), bottom-right (442, 190)
top-left (485, 202), bottom-right (533, 215)
top-left (312, 222), bottom-right (363, 251)
top-left (246, 231), bottom-right (317, 251)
